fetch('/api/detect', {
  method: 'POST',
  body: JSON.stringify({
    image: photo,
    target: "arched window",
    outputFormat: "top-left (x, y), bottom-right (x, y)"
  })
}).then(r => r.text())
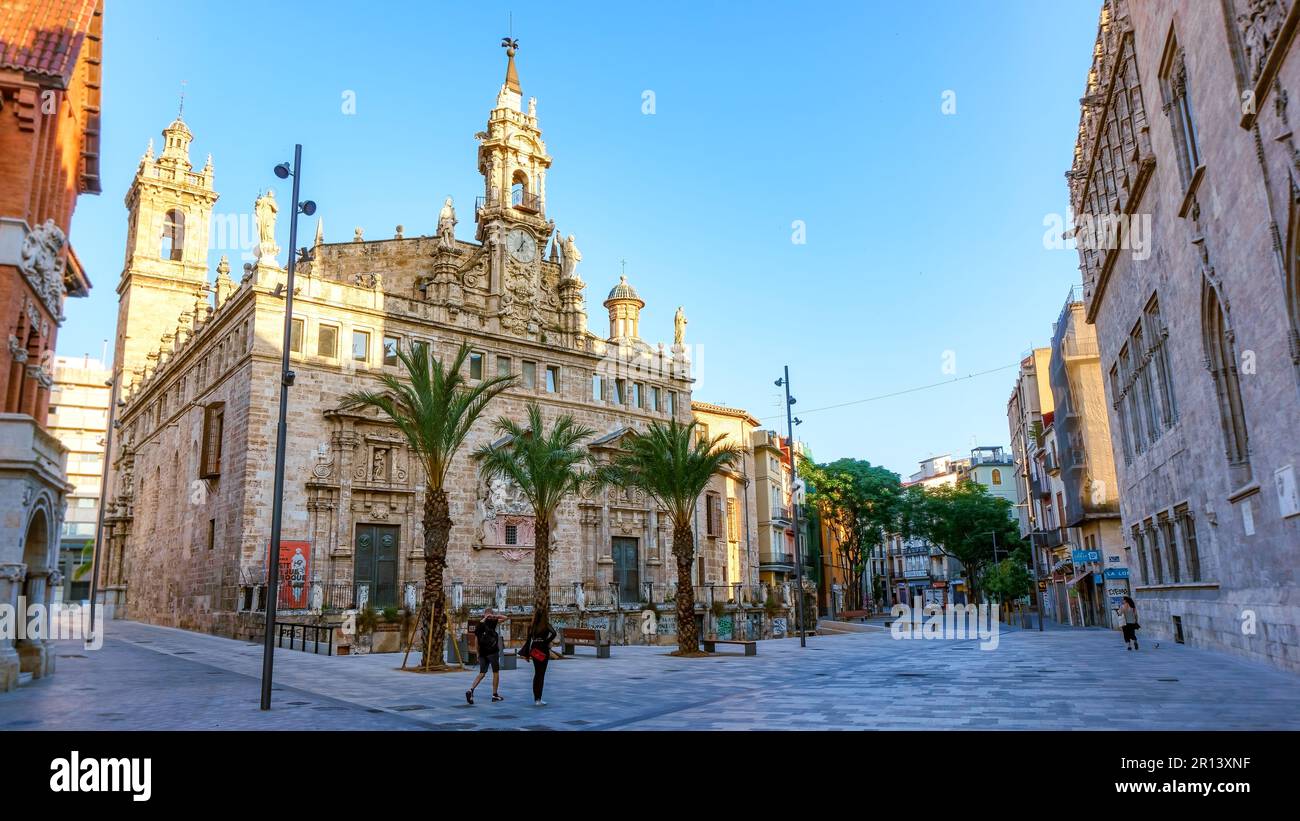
top-left (991, 468), bottom-right (1002, 485)
top-left (161, 209), bottom-right (185, 261)
top-left (510, 170), bottom-right (535, 211)
top-left (1202, 278), bottom-right (1251, 485)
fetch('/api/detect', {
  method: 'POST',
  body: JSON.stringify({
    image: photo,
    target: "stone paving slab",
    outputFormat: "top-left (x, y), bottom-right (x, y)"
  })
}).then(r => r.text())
top-left (3, 618), bottom-right (1299, 730)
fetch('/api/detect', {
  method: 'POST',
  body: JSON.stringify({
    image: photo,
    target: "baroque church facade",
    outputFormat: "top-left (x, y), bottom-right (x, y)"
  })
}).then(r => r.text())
top-left (99, 47), bottom-right (759, 639)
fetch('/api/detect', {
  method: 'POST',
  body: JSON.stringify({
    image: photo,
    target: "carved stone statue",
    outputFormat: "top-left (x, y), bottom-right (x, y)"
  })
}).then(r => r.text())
top-left (18, 218), bottom-right (67, 318)
top-left (254, 189), bottom-right (279, 262)
top-left (437, 197), bottom-right (457, 250)
top-left (561, 234), bottom-right (582, 279)
top-left (674, 306), bottom-right (688, 345)
top-left (1240, 1), bottom-right (1287, 81)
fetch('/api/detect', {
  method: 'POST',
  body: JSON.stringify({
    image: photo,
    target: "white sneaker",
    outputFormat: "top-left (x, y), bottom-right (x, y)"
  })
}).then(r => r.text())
top-left (534, 699), bottom-right (546, 706)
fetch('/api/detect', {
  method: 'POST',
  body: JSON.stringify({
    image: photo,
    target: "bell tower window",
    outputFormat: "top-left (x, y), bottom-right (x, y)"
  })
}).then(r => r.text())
top-left (161, 209), bottom-right (185, 261)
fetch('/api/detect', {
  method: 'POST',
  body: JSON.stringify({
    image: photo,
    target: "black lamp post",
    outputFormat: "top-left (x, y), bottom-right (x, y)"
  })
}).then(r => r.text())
top-left (260, 145), bottom-right (315, 711)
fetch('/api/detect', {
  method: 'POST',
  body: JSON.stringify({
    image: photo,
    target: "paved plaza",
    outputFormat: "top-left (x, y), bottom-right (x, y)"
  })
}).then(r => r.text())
top-left (3, 619), bottom-right (1299, 730)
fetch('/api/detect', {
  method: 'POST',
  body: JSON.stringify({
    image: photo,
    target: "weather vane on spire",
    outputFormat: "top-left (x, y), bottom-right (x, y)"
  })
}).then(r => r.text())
top-left (178, 80), bottom-right (187, 118)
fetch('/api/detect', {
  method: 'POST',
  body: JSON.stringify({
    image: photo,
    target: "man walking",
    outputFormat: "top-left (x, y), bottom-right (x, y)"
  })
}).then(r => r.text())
top-left (466, 608), bottom-right (508, 704)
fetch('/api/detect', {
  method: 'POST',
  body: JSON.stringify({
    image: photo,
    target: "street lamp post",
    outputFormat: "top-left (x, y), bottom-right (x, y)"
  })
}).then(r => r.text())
top-left (775, 367), bottom-right (807, 648)
top-left (260, 145), bottom-right (316, 711)
top-left (85, 373), bottom-right (120, 646)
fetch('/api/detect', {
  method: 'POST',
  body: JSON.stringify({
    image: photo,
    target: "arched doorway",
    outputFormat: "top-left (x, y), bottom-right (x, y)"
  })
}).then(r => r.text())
top-left (18, 506), bottom-right (54, 678)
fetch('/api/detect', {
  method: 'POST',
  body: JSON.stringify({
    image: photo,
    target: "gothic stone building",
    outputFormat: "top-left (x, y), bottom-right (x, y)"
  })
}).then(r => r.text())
top-left (99, 49), bottom-right (758, 642)
top-left (1069, 0), bottom-right (1300, 670)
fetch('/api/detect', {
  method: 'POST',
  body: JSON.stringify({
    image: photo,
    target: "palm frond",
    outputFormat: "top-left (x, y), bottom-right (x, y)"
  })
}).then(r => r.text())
top-left (340, 341), bottom-right (516, 490)
top-left (473, 403), bottom-right (596, 521)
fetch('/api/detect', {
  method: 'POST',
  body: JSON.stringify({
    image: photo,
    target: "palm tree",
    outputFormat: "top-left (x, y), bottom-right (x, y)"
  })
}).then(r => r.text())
top-left (592, 419), bottom-right (742, 655)
top-left (474, 403), bottom-right (595, 615)
top-left (341, 341), bottom-right (514, 670)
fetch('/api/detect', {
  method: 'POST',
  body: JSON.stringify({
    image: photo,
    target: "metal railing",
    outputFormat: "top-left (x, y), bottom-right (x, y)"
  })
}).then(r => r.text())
top-left (760, 552), bottom-right (794, 566)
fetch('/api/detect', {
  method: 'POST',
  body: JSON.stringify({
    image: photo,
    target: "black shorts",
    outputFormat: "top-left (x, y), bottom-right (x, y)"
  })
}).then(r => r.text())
top-left (478, 651), bottom-right (500, 673)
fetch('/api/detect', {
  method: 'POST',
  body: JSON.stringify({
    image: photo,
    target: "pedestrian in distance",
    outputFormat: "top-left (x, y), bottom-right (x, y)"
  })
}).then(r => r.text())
top-left (465, 608), bottom-right (508, 705)
top-left (1117, 595), bottom-right (1140, 651)
top-left (520, 610), bottom-right (557, 706)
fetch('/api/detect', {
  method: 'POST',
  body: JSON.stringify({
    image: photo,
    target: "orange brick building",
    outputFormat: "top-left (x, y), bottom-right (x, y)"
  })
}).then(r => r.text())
top-left (0, 0), bottom-right (102, 691)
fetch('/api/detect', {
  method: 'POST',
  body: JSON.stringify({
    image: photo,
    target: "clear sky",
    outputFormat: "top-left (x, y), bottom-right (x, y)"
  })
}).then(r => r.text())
top-left (62, 0), bottom-right (1101, 479)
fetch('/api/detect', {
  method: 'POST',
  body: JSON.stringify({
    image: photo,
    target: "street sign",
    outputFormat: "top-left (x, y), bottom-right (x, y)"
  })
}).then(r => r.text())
top-left (1104, 567), bottom-right (1130, 579)
top-left (1093, 573), bottom-right (1103, 584)
top-left (1072, 549), bottom-right (1101, 564)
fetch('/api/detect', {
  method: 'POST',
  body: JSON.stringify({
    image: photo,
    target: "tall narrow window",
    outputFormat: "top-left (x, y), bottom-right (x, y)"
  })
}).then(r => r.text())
top-left (631, 382), bottom-right (643, 408)
top-left (161, 209), bottom-right (185, 261)
top-left (1175, 504), bottom-right (1202, 582)
top-left (469, 351), bottom-right (484, 380)
top-left (1161, 37), bottom-right (1202, 188)
top-left (991, 468), bottom-right (1002, 485)
top-left (651, 386), bottom-right (661, 411)
top-left (522, 360), bottom-right (537, 389)
top-left (200, 402), bottom-right (225, 478)
top-left (1110, 365), bottom-right (1133, 464)
top-left (207, 519), bottom-right (216, 551)
top-left (1159, 512), bottom-right (1180, 584)
top-left (545, 366), bottom-right (559, 393)
top-left (383, 335), bottom-right (400, 366)
top-left (614, 378), bottom-right (625, 404)
top-left (592, 373), bottom-right (603, 401)
top-left (666, 390), bottom-right (675, 416)
top-left (1145, 296), bottom-right (1178, 427)
top-left (1203, 280), bottom-right (1251, 484)
top-left (497, 355), bottom-right (511, 378)
top-left (1145, 521), bottom-right (1163, 584)
top-left (290, 319), bottom-right (304, 354)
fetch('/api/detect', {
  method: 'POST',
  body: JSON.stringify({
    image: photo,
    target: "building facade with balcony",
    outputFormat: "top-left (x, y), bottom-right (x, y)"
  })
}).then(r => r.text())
top-left (47, 355), bottom-right (112, 602)
top-left (1068, 0), bottom-right (1300, 670)
top-left (691, 402), bottom-right (760, 591)
top-left (0, 0), bottom-right (103, 692)
top-left (1050, 290), bottom-right (1127, 628)
top-left (752, 428), bottom-right (797, 587)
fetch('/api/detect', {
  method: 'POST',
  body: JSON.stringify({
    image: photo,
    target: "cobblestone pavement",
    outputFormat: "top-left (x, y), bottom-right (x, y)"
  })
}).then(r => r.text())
top-left (4, 618), bottom-right (1298, 730)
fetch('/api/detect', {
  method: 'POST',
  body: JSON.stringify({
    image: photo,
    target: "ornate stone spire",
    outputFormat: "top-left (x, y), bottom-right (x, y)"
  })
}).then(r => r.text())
top-left (314, 217), bottom-right (324, 247)
top-left (502, 36), bottom-right (521, 94)
top-left (214, 255), bottom-right (235, 306)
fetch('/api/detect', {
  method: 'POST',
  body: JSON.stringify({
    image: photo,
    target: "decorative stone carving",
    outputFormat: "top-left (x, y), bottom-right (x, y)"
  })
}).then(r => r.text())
top-left (18, 218), bottom-right (67, 319)
top-left (8, 335), bottom-right (27, 363)
top-left (560, 233), bottom-right (581, 279)
top-left (254, 189), bottom-right (279, 263)
top-left (437, 197), bottom-right (457, 250)
top-left (1238, 0), bottom-right (1290, 81)
top-left (674, 306), bottom-right (687, 345)
top-left (474, 474), bottom-right (535, 549)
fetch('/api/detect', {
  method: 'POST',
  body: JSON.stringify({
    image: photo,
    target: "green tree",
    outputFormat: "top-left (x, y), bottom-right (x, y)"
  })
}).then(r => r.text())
top-left (474, 403), bottom-right (595, 615)
top-left (981, 545), bottom-right (1034, 619)
top-left (341, 341), bottom-right (514, 670)
top-left (72, 539), bottom-right (94, 581)
top-left (591, 419), bottom-right (742, 655)
top-left (800, 457), bottom-right (901, 611)
top-left (900, 479), bottom-right (1024, 604)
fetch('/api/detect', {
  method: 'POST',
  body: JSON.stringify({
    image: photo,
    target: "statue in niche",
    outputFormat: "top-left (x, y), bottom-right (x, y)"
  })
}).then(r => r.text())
top-left (372, 448), bottom-right (387, 481)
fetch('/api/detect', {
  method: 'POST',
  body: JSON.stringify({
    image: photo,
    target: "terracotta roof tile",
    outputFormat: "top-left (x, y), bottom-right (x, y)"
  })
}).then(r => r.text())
top-left (0, 0), bottom-right (99, 86)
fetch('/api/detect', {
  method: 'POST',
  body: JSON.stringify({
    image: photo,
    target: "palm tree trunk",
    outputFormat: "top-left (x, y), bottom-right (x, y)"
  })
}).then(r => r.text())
top-left (420, 487), bottom-right (451, 670)
top-left (533, 516), bottom-right (552, 616)
top-left (672, 520), bottom-right (699, 654)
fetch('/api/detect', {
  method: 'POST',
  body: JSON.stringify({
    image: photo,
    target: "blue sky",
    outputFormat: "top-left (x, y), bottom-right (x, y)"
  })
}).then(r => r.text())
top-left (63, 0), bottom-right (1100, 478)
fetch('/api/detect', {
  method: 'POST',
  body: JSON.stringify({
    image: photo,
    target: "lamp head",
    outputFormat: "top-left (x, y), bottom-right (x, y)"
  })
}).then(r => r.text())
top-left (274, 162), bottom-right (291, 179)
top-left (299, 200), bottom-right (316, 216)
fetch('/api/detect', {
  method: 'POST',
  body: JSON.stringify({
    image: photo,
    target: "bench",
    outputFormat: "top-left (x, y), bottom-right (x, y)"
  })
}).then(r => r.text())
top-left (559, 627), bottom-right (611, 658)
top-left (702, 638), bottom-right (757, 656)
top-left (838, 609), bottom-right (870, 622)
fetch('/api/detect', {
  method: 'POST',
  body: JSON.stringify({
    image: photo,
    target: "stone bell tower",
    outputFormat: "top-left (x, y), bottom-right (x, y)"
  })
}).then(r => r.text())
top-left (475, 38), bottom-right (554, 299)
top-left (115, 114), bottom-right (219, 389)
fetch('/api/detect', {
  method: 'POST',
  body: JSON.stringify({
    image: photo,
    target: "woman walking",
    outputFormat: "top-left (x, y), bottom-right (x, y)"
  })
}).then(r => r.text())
top-left (1117, 595), bottom-right (1140, 651)
top-left (522, 611), bottom-right (557, 706)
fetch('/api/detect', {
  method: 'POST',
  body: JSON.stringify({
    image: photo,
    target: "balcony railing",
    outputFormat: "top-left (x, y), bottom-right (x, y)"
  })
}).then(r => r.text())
top-left (772, 505), bottom-right (792, 523)
top-left (760, 552), bottom-right (795, 567)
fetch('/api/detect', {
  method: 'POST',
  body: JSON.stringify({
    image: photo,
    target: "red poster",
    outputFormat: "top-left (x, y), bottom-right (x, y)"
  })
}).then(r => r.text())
top-left (269, 540), bottom-right (311, 609)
